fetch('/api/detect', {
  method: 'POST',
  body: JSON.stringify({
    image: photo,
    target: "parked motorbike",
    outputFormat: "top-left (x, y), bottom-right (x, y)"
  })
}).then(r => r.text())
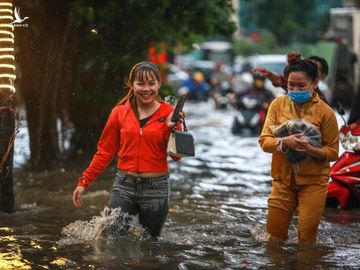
top-left (231, 95), bottom-right (267, 135)
top-left (326, 106), bottom-right (360, 209)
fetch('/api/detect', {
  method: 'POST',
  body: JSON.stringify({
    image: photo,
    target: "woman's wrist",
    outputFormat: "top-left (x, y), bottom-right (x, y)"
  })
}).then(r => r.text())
top-left (276, 138), bottom-right (289, 153)
top-left (77, 176), bottom-right (90, 188)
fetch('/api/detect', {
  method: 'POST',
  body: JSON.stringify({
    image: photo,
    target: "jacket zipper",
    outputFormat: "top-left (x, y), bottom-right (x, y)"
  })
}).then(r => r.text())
top-left (137, 127), bottom-right (142, 172)
top-left (134, 103), bottom-right (167, 171)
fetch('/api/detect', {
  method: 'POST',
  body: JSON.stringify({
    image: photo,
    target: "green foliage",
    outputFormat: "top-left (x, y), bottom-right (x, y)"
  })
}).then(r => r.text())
top-left (240, 0), bottom-right (329, 45)
top-left (257, 30), bottom-right (277, 53)
top-left (159, 84), bottom-right (175, 98)
top-left (234, 38), bottom-right (255, 56)
top-left (234, 30), bottom-right (278, 56)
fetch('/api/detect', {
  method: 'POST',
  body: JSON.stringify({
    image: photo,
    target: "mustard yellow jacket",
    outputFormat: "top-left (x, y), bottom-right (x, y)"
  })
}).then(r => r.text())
top-left (259, 94), bottom-right (339, 185)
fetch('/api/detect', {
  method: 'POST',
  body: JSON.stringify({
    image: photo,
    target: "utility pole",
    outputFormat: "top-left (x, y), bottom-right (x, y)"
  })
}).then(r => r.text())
top-left (0, 1), bottom-right (16, 213)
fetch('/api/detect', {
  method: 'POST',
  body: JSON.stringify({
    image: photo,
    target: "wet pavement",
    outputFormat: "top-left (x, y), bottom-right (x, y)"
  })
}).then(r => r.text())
top-left (1, 101), bottom-right (360, 269)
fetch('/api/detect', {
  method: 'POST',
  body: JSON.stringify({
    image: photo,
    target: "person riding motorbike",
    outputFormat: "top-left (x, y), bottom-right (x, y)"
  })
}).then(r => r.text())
top-left (230, 73), bottom-right (275, 135)
top-left (232, 72), bottom-right (275, 124)
top-left (210, 61), bottom-right (232, 92)
top-left (209, 61), bottom-right (233, 108)
top-left (179, 70), bottom-right (208, 101)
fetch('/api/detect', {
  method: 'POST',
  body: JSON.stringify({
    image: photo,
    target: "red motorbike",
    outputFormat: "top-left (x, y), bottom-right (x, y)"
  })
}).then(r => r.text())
top-left (326, 108), bottom-right (360, 209)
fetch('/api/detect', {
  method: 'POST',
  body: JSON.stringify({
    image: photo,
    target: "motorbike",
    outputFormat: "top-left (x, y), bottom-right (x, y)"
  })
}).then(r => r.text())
top-left (326, 107), bottom-right (360, 209)
top-left (231, 95), bottom-right (267, 135)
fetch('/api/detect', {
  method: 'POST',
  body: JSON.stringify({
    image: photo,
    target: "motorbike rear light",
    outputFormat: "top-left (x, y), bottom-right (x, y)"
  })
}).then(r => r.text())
top-left (340, 131), bottom-right (360, 151)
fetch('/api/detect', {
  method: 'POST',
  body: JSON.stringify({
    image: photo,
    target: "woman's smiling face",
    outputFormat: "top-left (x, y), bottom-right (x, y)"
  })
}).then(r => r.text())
top-left (132, 70), bottom-right (160, 105)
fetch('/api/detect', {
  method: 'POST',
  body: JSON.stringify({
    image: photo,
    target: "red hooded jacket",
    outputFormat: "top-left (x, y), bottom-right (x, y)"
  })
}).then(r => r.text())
top-left (78, 99), bottom-right (179, 188)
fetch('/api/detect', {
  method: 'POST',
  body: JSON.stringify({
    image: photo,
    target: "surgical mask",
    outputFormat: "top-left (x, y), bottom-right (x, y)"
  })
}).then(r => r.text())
top-left (287, 90), bottom-right (312, 103)
top-left (254, 79), bottom-right (264, 89)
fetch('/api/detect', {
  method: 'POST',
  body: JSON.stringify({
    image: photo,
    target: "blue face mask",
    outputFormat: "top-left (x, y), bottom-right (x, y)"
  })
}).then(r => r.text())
top-left (288, 90), bottom-right (312, 103)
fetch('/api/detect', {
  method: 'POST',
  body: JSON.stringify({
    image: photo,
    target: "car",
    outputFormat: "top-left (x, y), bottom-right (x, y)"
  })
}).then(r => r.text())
top-left (245, 54), bottom-right (287, 75)
top-left (166, 64), bottom-right (189, 91)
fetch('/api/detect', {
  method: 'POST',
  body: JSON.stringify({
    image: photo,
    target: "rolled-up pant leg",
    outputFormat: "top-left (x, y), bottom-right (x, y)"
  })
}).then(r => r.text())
top-left (266, 180), bottom-right (297, 240)
top-left (297, 183), bottom-right (327, 244)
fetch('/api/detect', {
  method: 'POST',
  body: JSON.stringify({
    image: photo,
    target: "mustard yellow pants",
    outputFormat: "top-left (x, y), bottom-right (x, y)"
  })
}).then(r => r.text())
top-left (266, 179), bottom-right (328, 244)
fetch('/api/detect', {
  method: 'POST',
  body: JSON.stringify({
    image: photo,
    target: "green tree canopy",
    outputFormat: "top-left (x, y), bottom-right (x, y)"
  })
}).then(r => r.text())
top-left (240, 0), bottom-right (329, 45)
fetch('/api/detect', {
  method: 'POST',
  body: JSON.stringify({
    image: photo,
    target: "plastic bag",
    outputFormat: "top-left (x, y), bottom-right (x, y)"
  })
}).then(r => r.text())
top-left (271, 119), bottom-right (322, 163)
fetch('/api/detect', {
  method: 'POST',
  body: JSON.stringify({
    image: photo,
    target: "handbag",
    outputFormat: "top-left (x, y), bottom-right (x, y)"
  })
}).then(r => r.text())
top-left (167, 120), bottom-right (195, 157)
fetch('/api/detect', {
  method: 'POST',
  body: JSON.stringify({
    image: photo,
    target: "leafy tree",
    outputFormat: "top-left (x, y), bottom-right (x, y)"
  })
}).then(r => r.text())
top-left (240, 0), bottom-right (321, 45)
top-left (234, 30), bottom-right (277, 56)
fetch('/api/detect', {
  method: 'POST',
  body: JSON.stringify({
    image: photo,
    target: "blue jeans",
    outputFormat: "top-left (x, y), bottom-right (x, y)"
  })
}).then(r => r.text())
top-left (108, 170), bottom-right (170, 238)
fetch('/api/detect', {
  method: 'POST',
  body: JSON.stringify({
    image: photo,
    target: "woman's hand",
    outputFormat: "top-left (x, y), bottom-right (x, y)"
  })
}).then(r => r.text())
top-left (252, 67), bottom-right (271, 77)
top-left (72, 186), bottom-right (85, 208)
top-left (252, 67), bottom-right (282, 85)
top-left (283, 133), bottom-right (326, 161)
top-left (167, 111), bottom-right (184, 128)
top-left (283, 133), bottom-right (309, 152)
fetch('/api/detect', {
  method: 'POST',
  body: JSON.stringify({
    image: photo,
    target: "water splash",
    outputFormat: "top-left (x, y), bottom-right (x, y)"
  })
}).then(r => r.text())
top-left (250, 224), bottom-right (268, 242)
top-left (58, 207), bottom-right (147, 245)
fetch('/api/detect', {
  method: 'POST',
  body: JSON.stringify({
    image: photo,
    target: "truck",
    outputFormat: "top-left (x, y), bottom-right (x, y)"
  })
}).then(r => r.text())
top-left (192, 40), bottom-right (236, 66)
top-left (325, 1), bottom-right (360, 108)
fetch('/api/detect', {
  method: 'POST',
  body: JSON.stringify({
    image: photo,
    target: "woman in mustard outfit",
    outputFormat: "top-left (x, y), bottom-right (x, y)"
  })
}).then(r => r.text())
top-left (259, 52), bottom-right (339, 244)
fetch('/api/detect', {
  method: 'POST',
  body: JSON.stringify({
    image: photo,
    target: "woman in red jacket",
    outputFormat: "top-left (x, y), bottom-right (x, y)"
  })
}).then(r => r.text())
top-left (72, 62), bottom-right (183, 239)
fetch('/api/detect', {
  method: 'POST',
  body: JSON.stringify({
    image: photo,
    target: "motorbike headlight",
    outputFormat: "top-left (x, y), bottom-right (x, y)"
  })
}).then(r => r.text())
top-left (341, 131), bottom-right (360, 151)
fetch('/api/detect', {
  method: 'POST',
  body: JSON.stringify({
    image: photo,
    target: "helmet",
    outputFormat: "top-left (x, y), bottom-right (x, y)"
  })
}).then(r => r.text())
top-left (252, 72), bottom-right (265, 81)
top-left (193, 71), bottom-right (204, 83)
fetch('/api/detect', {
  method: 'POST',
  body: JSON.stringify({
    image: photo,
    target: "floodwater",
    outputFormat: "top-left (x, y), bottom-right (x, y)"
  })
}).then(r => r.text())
top-left (1, 101), bottom-right (360, 270)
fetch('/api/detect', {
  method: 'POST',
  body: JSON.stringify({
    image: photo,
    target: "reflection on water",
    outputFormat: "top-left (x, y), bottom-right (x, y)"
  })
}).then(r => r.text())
top-left (1, 101), bottom-right (359, 269)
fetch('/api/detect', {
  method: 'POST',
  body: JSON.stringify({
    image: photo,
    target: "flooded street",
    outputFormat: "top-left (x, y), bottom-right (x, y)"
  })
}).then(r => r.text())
top-left (1, 101), bottom-right (360, 269)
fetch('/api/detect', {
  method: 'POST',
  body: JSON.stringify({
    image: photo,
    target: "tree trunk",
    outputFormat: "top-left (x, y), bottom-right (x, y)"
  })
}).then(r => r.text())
top-left (0, 0), bottom-right (15, 212)
top-left (16, 1), bottom-right (74, 168)
top-left (0, 107), bottom-right (15, 212)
